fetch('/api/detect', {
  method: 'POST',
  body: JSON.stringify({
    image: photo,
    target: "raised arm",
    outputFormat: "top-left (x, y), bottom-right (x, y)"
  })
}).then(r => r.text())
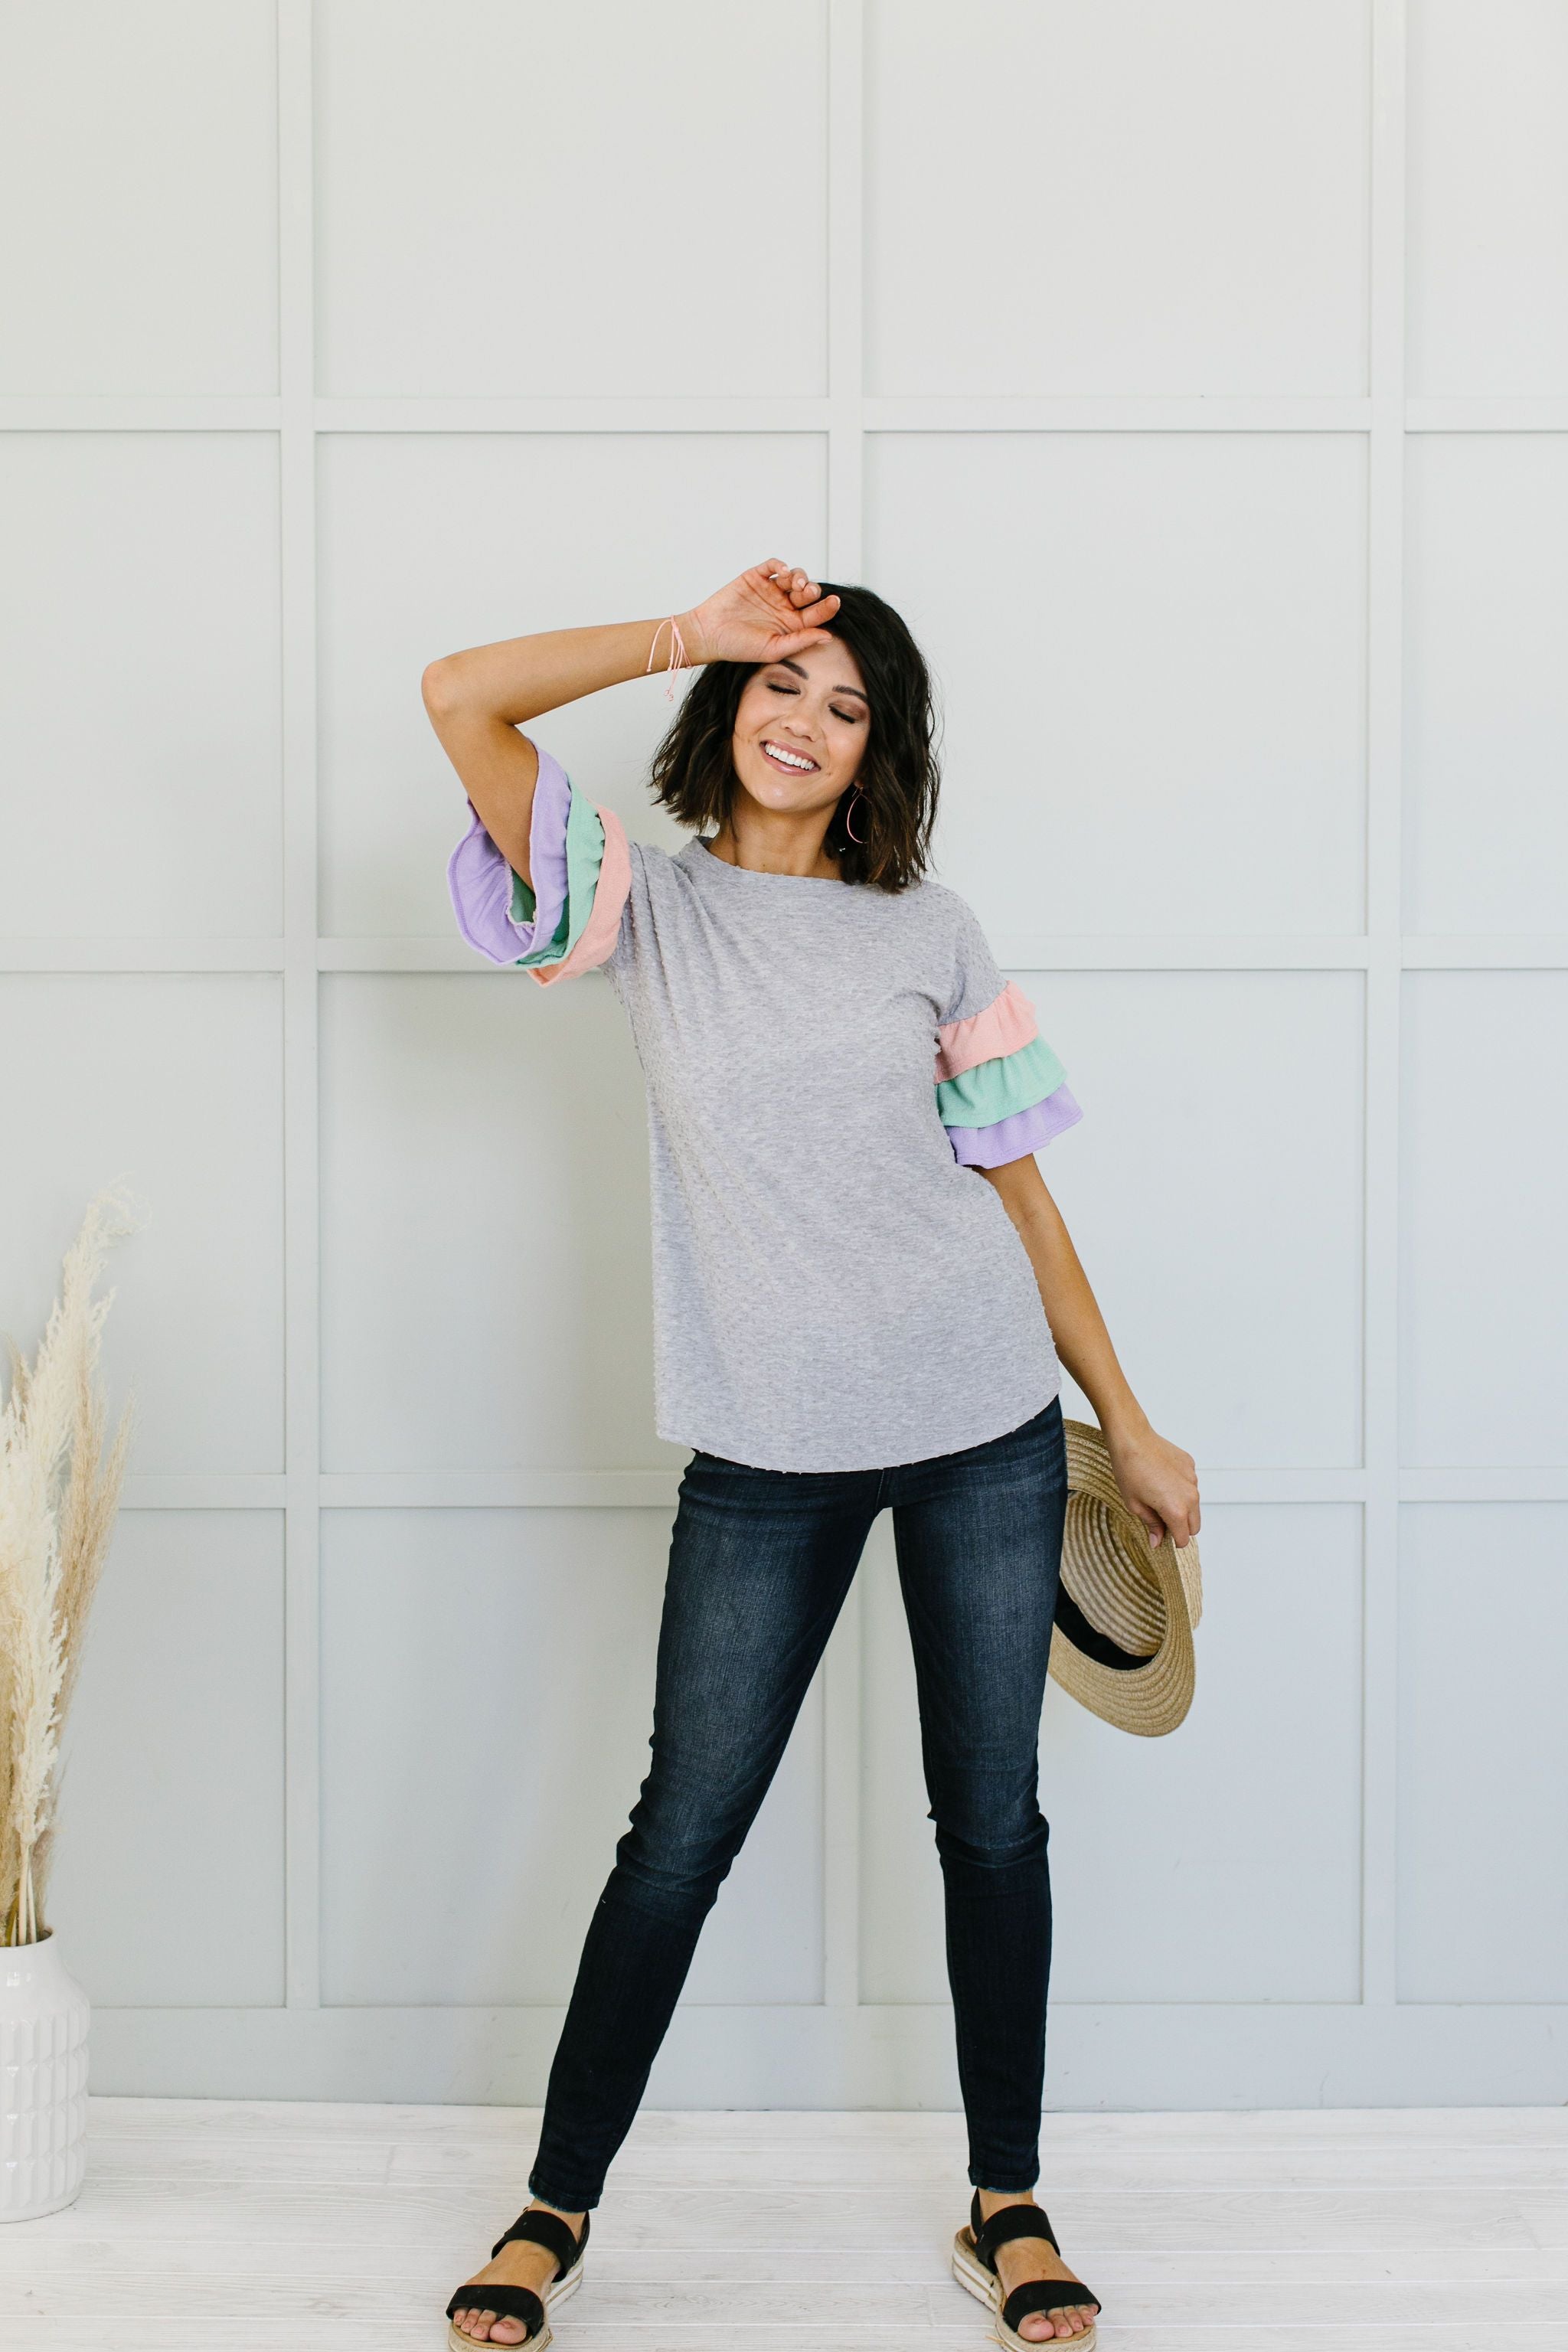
top-left (422, 618), bottom-right (674, 888)
top-left (420, 561), bottom-right (841, 886)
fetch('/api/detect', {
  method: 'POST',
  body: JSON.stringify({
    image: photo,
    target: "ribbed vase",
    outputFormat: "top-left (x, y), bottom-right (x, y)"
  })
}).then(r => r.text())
top-left (0, 1928), bottom-right (90, 2220)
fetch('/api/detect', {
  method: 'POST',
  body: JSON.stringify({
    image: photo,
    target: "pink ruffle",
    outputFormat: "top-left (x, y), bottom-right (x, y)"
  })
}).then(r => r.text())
top-left (934, 978), bottom-right (1038, 1082)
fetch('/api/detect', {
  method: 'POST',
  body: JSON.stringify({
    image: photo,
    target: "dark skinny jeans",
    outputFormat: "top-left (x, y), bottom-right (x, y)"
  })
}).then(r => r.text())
top-left (529, 1394), bottom-right (1069, 2210)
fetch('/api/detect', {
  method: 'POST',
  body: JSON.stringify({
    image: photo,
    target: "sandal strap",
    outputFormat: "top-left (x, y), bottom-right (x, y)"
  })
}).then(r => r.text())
top-left (1001, 2276), bottom-right (1102, 2332)
top-left (490, 2207), bottom-right (589, 2275)
top-left (971, 2197), bottom-right (1063, 2271)
top-left (445, 2280), bottom-right (546, 2336)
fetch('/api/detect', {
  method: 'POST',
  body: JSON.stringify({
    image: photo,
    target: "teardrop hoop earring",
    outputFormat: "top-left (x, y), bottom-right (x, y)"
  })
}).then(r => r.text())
top-left (843, 786), bottom-right (869, 844)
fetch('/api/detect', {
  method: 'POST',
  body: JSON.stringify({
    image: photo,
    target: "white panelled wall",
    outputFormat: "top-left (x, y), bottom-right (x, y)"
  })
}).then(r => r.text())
top-left (2, 0), bottom-right (1564, 2106)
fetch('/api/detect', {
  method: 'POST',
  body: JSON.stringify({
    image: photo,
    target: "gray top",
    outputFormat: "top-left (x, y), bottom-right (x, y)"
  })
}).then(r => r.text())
top-left (601, 831), bottom-right (1062, 1472)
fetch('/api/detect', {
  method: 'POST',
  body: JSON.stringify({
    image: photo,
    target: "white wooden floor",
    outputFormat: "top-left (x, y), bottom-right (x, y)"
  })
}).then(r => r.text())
top-left (2, 2100), bottom-right (1566, 2347)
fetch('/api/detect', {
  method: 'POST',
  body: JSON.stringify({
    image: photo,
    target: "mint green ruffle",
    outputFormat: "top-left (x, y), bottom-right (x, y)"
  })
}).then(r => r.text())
top-left (934, 1031), bottom-right (1068, 1126)
top-left (508, 785), bottom-right (606, 967)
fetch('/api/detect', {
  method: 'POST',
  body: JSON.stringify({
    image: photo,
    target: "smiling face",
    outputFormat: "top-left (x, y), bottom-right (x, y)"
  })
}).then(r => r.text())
top-left (730, 639), bottom-right (871, 819)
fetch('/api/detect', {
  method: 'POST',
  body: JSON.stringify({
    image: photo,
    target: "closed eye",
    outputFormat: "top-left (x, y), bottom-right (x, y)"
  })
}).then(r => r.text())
top-left (767, 681), bottom-right (865, 726)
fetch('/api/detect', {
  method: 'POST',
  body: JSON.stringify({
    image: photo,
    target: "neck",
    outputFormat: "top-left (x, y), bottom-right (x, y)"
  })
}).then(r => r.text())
top-left (706, 798), bottom-right (842, 880)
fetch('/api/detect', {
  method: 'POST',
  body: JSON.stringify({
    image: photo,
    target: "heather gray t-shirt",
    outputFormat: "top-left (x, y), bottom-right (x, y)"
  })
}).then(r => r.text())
top-left (447, 747), bottom-right (1083, 1472)
top-left (600, 832), bottom-right (1063, 1472)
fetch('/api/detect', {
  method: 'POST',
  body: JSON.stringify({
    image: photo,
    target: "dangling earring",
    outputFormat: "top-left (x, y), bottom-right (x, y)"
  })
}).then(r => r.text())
top-left (844, 786), bottom-right (868, 844)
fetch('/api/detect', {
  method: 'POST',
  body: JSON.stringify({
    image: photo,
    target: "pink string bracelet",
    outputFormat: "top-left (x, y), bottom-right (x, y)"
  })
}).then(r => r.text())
top-left (646, 613), bottom-right (694, 701)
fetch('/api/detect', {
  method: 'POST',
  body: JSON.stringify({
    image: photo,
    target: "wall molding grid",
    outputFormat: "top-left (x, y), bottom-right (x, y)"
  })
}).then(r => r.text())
top-left (4, 1), bottom-right (1562, 2105)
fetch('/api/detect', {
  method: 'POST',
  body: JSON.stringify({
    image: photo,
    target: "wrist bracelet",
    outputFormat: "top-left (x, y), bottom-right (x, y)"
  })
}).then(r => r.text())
top-left (646, 613), bottom-right (694, 701)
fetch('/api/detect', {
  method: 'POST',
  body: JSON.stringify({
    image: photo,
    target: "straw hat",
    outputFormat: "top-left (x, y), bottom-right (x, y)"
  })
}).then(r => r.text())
top-left (1050, 1418), bottom-right (1204, 1737)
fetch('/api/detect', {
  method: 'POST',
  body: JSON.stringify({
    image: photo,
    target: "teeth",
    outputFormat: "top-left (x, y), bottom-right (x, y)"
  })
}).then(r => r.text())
top-left (764, 741), bottom-right (816, 771)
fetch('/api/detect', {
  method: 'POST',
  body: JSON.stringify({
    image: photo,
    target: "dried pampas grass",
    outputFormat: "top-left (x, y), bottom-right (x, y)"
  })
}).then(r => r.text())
top-left (0, 1185), bottom-right (139, 1945)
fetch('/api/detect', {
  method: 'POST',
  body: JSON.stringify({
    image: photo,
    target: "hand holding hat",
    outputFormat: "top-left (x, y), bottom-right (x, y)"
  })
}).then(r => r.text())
top-left (1051, 1419), bottom-right (1204, 1738)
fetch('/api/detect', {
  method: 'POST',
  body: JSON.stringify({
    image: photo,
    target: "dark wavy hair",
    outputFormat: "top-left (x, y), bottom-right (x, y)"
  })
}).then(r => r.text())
top-left (646, 581), bottom-right (941, 893)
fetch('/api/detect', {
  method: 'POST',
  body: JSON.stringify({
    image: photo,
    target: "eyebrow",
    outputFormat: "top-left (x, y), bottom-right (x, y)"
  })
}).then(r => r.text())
top-left (774, 655), bottom-right (869, 705)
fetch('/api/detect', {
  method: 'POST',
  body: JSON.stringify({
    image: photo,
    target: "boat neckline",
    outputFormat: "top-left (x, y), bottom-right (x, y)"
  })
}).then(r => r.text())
top-left (684, 835), bottom-right (855, 887)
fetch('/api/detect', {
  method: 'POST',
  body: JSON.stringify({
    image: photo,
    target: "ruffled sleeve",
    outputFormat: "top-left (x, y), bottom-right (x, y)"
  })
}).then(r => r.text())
top-left (933, 897), bottom-right (1083, 1168)
top-left (446, 743), bottom-right (631, 985)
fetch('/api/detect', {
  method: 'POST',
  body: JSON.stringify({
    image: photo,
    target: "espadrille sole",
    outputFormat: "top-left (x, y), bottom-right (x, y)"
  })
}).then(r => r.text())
top-left (952, 2227), bottom-right (1099, 2350)
top-left (446, 2249), bottom-right (584, 2350)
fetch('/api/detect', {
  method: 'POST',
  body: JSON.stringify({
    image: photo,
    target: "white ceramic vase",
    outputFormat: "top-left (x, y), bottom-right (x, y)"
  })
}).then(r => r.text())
top-left (0, 1928), bottom-right (90, 2220)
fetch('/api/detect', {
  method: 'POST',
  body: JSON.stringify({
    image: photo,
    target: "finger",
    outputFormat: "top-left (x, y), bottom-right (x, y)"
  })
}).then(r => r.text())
top-left (768, 629), bottom-right (838, 659)
top-left (765, 564), bottom-right (818, 604)
top-left (764, 569), bottom-right (808, 607)
top-left (797, 593), bottom-right (841, 627)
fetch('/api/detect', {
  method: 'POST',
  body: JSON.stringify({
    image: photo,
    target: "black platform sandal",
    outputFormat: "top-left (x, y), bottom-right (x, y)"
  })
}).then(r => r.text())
top-left (445, 2205), bottom-right (590, 2350)
top-left (952, 2189), bottom-right (1101, 2348)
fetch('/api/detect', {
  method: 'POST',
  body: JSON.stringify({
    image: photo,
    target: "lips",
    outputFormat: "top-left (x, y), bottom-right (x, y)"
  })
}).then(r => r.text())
top-left (760, 739), bottom-right (819, 775)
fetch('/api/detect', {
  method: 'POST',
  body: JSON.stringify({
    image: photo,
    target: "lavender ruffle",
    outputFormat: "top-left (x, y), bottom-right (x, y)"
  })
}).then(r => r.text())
top-left (946, 1083), bottom-right (1083, 1169)
top-left (446, 746), bottom-right (572, 965)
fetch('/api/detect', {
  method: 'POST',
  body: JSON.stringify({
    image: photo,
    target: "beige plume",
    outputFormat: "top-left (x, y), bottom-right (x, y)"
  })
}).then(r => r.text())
top-left (0, 1185), bottom-right (139, 1945)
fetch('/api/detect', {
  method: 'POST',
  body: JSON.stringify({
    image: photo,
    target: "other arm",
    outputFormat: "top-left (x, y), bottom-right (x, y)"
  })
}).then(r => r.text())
top-left (978, 1154), bottom-right (1200, 1550)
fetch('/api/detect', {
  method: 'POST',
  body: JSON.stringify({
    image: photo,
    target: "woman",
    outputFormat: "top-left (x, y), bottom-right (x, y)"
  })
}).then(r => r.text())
top-left (423, 561), bottom-right (1200, 2350)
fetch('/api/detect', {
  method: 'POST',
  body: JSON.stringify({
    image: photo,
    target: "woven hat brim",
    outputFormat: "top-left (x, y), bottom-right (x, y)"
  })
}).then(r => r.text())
top-left (1051, 1419), bottom-right (1202, 1739)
